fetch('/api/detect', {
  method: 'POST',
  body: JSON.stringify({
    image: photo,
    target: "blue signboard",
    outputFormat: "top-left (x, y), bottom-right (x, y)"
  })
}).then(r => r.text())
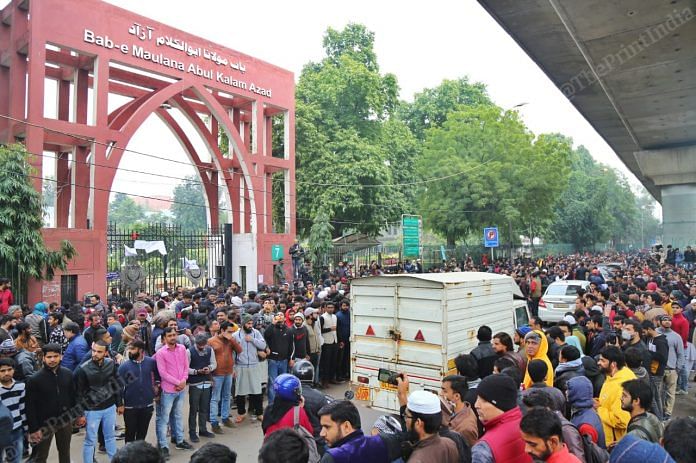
top-left (483, 227), bottom-right (499, 248)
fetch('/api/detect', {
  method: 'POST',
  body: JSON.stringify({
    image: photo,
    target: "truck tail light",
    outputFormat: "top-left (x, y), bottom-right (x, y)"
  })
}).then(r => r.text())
top-left (357, 375), bottom-right (369, 384)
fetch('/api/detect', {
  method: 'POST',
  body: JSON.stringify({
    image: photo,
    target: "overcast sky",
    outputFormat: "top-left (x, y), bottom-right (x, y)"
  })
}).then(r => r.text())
top-left (18, 0), bottom-right (656, 212)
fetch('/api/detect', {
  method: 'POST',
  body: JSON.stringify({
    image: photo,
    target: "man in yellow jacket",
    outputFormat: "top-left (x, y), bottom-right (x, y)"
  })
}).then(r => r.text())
top-left (595, 345), bottom-right (636, 446)
top-left (523, 330), bottom-right (554, 389)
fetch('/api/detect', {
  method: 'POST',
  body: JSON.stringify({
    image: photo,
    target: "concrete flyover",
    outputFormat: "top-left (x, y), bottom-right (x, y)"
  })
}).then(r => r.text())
top-left (478, 0), bottom-right (696, 247)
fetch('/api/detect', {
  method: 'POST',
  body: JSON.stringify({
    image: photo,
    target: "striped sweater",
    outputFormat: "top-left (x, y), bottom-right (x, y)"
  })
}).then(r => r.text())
top-left (0, 381), bottom-right (26, 431)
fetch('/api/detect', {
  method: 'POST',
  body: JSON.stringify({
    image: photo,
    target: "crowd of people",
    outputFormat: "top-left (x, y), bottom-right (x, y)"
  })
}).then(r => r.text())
top-left (0, 268), bottom-right (355, 463)
top-left (0, 247), bottom-right (695, 462)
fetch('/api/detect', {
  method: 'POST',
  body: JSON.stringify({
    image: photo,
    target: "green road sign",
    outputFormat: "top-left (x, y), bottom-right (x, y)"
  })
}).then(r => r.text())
top-left (271, 244), bottom-right (284, 261)
top-left (402, 215), bottom-right (422, 258)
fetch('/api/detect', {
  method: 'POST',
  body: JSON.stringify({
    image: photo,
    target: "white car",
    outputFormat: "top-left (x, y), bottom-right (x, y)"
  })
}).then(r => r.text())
top-left (538, 280), bottom-right (591, 323)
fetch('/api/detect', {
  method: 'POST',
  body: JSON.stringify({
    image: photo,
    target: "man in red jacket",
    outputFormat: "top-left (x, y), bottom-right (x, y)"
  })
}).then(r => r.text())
top-left (472, 374), bottom-right (532, 463)
top-left (520, 408), bottom-right (581, 463)
top-left (0, 278), bottom-right (13, 315)
top-left (672, 304), bottom-right (690, 395)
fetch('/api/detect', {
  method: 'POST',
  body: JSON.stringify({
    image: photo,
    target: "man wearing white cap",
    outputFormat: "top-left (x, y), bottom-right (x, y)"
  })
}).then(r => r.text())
top-left (402, 389), bottom-right (459, 462)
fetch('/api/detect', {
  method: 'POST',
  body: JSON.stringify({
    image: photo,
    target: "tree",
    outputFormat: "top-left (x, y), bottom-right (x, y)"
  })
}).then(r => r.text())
top-left (398, 77), bottom-right (492, 140)
top-left (416, 105), bottom-right (570, 245)
top-left (171, 176), bottom-right (207, 231)
top-left (307, 210), bottom-right (334, 272)
top-left (548, 145), bottom-right (646, 251)
top-left (0, 144), bottom-right (76, 281)
top-left (295, 23), bottom-right (412, 237)
top-left (108, 192), bottom-right (145, 227)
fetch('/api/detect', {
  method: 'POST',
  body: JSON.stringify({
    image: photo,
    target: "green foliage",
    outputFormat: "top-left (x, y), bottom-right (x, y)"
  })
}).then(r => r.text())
top-left (416, 105), bottom-right (571, 245)
top-left (295, 23), bottom-right (413, 237)
top-left (323, 23), bottom-right (379, 72)
top-left (307, 210), bottom-right (334, 270)
top-left (398, 77), bottom-right (492, 140)
top-left (0, 144), bottom-right (76, 280)
top-left (171, 176), bottom-right (207, 231)
top-left (109, 193), bottom-right (145, 227)
top-left (548, 145), bottom-right (649, 250)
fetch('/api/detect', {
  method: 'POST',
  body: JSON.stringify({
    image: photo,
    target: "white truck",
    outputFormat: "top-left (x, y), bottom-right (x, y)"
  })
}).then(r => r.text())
top-left (350, 272), bottom-right (528, 413)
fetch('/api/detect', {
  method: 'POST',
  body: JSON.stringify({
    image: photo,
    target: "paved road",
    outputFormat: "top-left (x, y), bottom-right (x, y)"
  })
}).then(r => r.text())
top-left (44, 382), bottom-right (382, 463)
top-left (42, 380), bottom-right (696, 462)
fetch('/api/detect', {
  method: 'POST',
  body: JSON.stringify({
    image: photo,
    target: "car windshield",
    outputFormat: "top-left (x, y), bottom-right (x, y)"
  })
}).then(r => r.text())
top-left (546, 284), bottom-right (582, 297)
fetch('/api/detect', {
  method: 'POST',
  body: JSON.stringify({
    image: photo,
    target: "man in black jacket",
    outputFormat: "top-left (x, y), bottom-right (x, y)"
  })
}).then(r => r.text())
top-left (470, 326), bottom-right (497, 378)
top-left (643, 320), bottom-right (669, 420)
top-left (263, 312), bottom-right (293, 403)
top-left (26, 343), bottom-right (84, 463)
top-left (75, 340), bottom-right (122, 462)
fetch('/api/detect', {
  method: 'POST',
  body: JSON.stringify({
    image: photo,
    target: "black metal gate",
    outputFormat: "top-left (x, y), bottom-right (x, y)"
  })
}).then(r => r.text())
top-left (107, 223), bottom-right (225, 297)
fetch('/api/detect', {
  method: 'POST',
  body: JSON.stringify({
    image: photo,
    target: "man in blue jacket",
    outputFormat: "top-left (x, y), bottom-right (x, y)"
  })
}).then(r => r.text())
top-left (62, 322), bottom-right (89, 372)
top-left (336, 301), bottom-right (351, 381)
top-left (117, 339), bottom-right (160, 443)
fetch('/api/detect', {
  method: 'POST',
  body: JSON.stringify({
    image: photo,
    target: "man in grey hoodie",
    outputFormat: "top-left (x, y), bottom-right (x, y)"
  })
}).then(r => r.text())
top-left (233, 313), bottom-right (268, 422)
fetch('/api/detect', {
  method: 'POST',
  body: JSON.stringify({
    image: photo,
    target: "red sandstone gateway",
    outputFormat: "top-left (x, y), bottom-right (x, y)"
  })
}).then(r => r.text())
top-left (0, 0), bottom-right (296, 300)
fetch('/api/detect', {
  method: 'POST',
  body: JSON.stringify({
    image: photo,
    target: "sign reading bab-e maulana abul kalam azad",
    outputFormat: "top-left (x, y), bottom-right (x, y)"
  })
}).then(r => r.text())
top-left (83, 23), bottom-right (273, 97)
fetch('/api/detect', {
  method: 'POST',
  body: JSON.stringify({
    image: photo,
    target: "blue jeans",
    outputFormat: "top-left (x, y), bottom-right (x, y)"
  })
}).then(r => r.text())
top-left (210, 375), bottom-right (232, 425)
top-left (83, 405), bottom-right (117, 463)
top-left (0, 427), bottom-right (23, 463)
top-left (267, 359), bottom-right (288, 404)
top-left (157, 391), bottom-right (185, 449)
top-left (678, 364), bottom-right (689, 392)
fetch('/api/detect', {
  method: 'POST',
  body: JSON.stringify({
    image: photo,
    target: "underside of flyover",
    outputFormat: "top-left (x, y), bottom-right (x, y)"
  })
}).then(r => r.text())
top-left (479, 0), bottom-right (696, 247)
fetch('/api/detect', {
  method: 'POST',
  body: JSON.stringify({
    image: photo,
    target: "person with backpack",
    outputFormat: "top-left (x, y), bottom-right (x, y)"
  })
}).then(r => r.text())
top-left (520, 408), bottom-right (581, 463)
top-left (566, 376), bottom-right (606, 449)
top-left (291, 359), bottom-right (333, 439)
top-left (521, 390), bottom-right (586, 462)
top-left (261, 373), bottom-right (313, 437)
top-left (0, 358), bottom-right (25, 463)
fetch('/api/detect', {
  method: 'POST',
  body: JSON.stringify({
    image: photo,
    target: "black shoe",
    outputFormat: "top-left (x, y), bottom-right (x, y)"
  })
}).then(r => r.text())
top-left (170, 437), bottom-right (177, 445)
top-left (190, 434), bottom-right (200, 443)
top-left (160, 447), bottom-right (171, 461)
top-left (175, 440), bottom-right (194, 450)
top-left (199, 430), bottom-right (215, 438)
top-left (98, 445), bottom-right (106, 454)
top-left (115, 432), bottom-right (125, 440)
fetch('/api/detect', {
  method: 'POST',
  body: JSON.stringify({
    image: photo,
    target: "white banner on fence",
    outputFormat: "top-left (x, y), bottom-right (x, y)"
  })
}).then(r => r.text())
top-left (133, 240), bottom-right (168, 255)
top-left (124, 245), bottom-right (138, 257)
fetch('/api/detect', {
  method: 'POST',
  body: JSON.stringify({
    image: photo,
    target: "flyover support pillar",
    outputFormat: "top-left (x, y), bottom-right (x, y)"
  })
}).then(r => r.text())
top-left (636, 146), bottom-right (696, 248)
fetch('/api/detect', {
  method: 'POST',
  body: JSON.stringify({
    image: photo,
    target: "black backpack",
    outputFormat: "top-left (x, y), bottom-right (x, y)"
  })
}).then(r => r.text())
top-left (293, 406), bottom-right (320, 463)
top-left (580, 433), bottom-right (609, 463)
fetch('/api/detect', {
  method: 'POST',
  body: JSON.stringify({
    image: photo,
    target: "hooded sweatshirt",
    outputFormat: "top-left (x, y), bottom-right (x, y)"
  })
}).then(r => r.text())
top-left (597, 366), bottom-right (636, 445)
top-left (523, 330), bottom-right (554, 389)
top-left (567, 376), bottom-right (606, 448)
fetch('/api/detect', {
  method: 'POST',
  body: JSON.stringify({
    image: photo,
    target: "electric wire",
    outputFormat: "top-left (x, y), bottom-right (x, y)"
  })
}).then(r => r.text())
top-left (0, 113), bottom-right (498, 188)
